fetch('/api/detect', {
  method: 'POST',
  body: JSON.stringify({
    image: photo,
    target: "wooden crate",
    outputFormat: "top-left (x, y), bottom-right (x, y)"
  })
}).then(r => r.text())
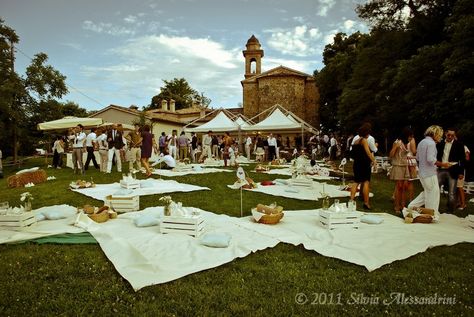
top-left (161, 215), bottom-right (205, 237)
top-left (288, 178), bottom-right (313, 188)
top-left (120, 179), bottom-right (140, 189)
top-left (463, 182), bottom-right (474, 194)
top-left (104, 195), bottom-right (139, 213)
top-left (319, 210), bottom-right (362, 230)
top-left (0, 212), bottom-right (36, 229)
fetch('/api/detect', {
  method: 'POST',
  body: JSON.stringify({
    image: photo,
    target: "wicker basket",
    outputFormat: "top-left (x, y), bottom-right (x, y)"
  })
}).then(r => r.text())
top-left (88, 211), bottom-right (109, 223)
top-left (251, 208), bottom-right (284, 224)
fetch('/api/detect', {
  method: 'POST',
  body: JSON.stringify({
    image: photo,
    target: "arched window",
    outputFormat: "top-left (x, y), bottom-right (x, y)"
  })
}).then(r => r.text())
top-left (250, 58), bottom-right (257, 73)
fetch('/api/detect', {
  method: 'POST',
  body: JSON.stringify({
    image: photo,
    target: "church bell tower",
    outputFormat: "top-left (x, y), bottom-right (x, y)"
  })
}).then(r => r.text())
top-left (243, 35), bottom-right (264, 79)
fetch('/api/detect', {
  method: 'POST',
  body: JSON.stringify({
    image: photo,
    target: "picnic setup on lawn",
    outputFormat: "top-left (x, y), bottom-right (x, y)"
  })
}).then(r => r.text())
top-left (1, 147), bottom-right (473, 292)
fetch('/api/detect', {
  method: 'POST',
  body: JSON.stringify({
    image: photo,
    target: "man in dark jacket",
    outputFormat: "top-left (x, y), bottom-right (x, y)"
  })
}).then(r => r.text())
top-left (437, 128), bottom-right (465, 212)
top-left (106, 123), bottom-right (125, 173)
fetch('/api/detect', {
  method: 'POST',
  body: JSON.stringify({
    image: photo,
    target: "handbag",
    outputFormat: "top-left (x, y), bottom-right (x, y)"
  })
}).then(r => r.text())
top-left (407, 156), bottom-right (418, 179)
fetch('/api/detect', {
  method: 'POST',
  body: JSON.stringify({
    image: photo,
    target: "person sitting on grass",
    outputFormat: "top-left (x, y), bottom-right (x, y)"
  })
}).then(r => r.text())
top-left (152, 149), bottom-right (176, 170)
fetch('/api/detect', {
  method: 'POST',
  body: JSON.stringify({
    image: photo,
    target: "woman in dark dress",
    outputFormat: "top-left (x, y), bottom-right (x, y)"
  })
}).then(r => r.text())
top-left (140, 125), bottom-right (157, 177)
top-left (350, 123), bottom-right (376, 209)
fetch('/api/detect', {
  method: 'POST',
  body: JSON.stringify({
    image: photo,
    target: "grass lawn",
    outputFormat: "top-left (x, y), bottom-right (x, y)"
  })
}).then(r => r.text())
top-left (0, 157), bottom-right (473, 316)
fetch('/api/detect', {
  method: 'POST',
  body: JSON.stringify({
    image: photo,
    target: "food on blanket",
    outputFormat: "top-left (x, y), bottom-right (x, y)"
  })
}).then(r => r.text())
top-left (255, 165), bottom-right (269, 172)
top-left (70, 180), bottom-right (95, 189)
top-left (260, 180), bottom-right (275, 186)
top-left (108, 210), bottom-right (118, 219)
top-left (236, 177), bottom-right (257, 189)
top-left (404, 208), bottom-right (434, 224)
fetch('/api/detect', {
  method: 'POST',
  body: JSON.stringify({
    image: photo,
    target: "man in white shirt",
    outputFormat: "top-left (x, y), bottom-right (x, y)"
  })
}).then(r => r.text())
top-left (267, 133), bottom-right (277, 161)
top-left (245, 134), bottom-right (252, 160)
top-left (199, 130), bottom-right (213, 162)
top-left (351, 134), bottom-right (378, 153)
top-left (96, 128), bottom-right (108, 173)
top-left (68, 124), bottom-right (86, 174)
top-left (152, 152), bottom-right (176, 169)
top-left (84, 128), bottom-right (99, 170)
top-left (106, 124), bottom-right (125, 173)
top-left (167, 130), bottom-right (178, 159)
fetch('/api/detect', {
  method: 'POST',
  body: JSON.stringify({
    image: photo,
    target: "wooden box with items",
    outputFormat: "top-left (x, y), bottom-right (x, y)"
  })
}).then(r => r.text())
top-left (104, 195), bottom-right (139, 213)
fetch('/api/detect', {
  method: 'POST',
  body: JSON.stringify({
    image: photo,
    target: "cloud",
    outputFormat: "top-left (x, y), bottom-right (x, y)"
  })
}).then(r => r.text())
top-left (264, 25), bottom-right (322, 57)
top-left (80, 35), bottom-right (245, 107)
top-left (317, 0), bottom-right (336, 17)
top-left (82, 20), bottom-right (136, 36)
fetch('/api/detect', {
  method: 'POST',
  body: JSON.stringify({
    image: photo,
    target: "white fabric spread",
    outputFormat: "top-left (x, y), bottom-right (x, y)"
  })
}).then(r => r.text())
top-left (257, 167), bottom-right (334, 180)
top-left (152, 167), bottom-right (232, 177)
top-left (232, 210), bottom-right (474, 271)
top-left (74, 207), bottom-right (279, 290)
top-left (71, 179), bottom-right (210, 201)
top-left (228, 179), bottom-right (359, 201)
top-left (3, 204), bottom-right (473, 291)
top-left (0, 205), bottom-right (84, 244)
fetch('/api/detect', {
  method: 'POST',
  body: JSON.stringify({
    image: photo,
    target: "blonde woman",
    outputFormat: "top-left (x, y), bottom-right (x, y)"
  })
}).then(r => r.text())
top-left (408, 125), bottom-right (449, 216)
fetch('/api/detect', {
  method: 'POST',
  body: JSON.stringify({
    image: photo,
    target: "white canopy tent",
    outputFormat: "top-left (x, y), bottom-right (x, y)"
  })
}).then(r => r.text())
top-left (242, 104), bottom-right (318, 147)
top-left (184, 111), bottom-right (240, 133)
top-left (37, 116), bottom-right (103, 131)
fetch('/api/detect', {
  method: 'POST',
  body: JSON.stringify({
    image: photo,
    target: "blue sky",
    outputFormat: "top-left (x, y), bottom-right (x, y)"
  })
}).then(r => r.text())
top-left (2, 0), bottom-right (368, 111)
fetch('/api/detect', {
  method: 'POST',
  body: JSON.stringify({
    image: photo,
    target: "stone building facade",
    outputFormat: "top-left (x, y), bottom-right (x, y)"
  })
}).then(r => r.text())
top-left (241, 35), bottom-right (319, 128)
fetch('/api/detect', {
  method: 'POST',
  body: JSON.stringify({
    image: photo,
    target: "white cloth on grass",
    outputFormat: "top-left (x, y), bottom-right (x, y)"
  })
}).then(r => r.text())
top-left (71, 179), bottom-right (209, 201)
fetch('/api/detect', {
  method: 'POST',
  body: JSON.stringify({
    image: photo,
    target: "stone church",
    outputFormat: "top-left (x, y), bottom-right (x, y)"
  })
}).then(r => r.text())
top-left (241, 35), bottom-right (319, 128)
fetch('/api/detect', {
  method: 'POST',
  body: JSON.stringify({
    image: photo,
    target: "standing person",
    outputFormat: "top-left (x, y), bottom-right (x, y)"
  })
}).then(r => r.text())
top-left (190, 132), bottom-right (198, 162)
top-left (52, 135), bottom-right (65, 169)
top-left (126, 124), bottom-right (142, 172)
top-left (350, 123), bottom-right (376, 209)
top-left (159, 132), bottom-right (167, 154)
top-left (276, 134), bottom-right (282, 159)
top-left (389, 127), bottom-right (415, 213)
top-left (211, 135), bottom-right (219, 158)
top-left (457, 143), bottom-right (470, 210)
top-left (96, 128), bottom-right (108, 173)
top-left (178, 131), bottom-right (189, 160)
top-left (106, 124), bottom-right (124, 173)
top-left (68, 124), bottom-right (86, 174)
top-left (140, 125), bottom-right (158, 177)
top-left (0, 149), bottom-right (3, 178)
top-left (408, 125), bottom-right (449, 217)
top-left (117, 124), bottom-right (127, 165)
top-left (167, 130), bottom-right (178, 159)
top-left (267, 133), bottom-right (277, 161)
top-left (245, 134), bottom-right (252, 160)
top-left (436, 128), bottom-right (466, 212)
top-left (222, 132), bottom-right (233, 167)
top-left (199, 130), bottom-right (213, 162)
top-left (329, 133), bottom-right (337, 161)
top-left (84, 128), bottom-right (99, 170)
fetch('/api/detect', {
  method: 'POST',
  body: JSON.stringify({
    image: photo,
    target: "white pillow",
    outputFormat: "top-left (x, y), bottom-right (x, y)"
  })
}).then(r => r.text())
top-left (200, 233), bottom-right (231, 248)
top-left (41, 210), bottom-right (67, 220)
top-left (134, 214), bottom-right (160, 227)
top-left (35, 213), bottom-right (46, 221)
top-left (361, 214), bottom-right (384, 224)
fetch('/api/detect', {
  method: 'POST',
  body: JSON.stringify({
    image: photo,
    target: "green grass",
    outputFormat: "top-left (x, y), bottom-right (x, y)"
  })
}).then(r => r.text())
top-left (0, 158), bottom-right (473, 316)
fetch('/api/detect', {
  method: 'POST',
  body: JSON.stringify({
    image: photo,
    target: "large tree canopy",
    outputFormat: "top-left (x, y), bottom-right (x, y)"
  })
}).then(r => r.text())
top-left (146, 78), bottom-right (211, 111)
top-left (0, 19), bottom-right (89, 159)
top-left (315, 0), bottom-right (473, 151)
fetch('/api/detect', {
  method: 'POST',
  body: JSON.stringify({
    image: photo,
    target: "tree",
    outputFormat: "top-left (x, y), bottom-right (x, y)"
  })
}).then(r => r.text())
top-left (146, 78), bottom-right (211, 110)
top-left (0, 19), bottom-right (69, 161)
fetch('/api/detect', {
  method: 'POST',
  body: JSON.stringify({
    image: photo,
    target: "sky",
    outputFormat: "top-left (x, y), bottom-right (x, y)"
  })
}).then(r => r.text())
top-left (2, 0), bottom-right (368, 111)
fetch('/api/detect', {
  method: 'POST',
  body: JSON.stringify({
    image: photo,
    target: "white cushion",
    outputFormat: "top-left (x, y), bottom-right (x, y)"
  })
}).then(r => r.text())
top-left (134, 214), bottom-right (160, 227)
top-left (200, 233), bottom-right (231, 248)
top-left (361, 214), bottom-right (384, 224)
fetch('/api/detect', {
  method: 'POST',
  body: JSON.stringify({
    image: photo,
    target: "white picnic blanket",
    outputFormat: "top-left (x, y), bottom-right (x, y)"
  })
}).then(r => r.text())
top-left (256, 167), bottom-right (335, 180)
top-left (0, 205), bottom-right (84, 244)
top-left (152, 167), bottom-right (232, 177)
top-left (71, 179), bottom-right (210, 201)
top-left (232, 210), bottom-right (474, 271)
top-left (228, 179), bottom-right (364, 201)
top-left (74, 207), bottom-right (279, 290)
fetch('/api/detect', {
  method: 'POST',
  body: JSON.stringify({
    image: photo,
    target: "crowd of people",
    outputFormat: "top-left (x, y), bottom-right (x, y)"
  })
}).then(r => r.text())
top-left (9, 120), bottom-right (470, 216)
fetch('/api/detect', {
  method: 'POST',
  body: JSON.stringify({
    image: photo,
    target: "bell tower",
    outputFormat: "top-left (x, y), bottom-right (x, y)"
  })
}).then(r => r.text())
top-left (243, 35), bottom-right (264, 79)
